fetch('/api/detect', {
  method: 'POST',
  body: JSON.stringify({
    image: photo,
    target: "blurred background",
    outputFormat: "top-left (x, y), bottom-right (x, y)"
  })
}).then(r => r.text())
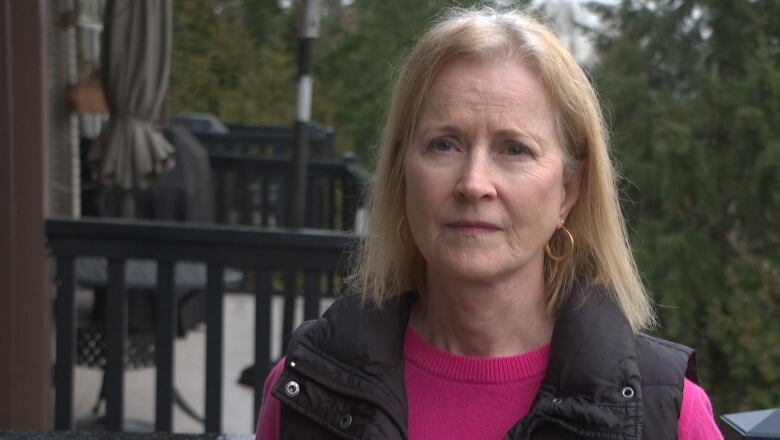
top-left (1, 0), bottom-right (778, 436)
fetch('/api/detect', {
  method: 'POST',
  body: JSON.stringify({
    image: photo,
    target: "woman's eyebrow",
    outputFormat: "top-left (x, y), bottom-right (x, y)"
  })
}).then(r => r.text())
top-left (414, 123), bottom-right (461, 140)
top-left (416, 125), bottom-right (551, 148)
top-left (494, 128), bottom-right (549, 149)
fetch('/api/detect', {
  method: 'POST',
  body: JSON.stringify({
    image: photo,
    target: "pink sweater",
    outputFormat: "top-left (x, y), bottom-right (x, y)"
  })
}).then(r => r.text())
top-left (256, 327), bottom-right (723, 439)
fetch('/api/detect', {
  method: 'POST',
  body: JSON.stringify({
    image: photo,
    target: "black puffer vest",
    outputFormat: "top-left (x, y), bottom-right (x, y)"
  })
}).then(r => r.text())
top-left (271, 287), bottom-right (697, 439)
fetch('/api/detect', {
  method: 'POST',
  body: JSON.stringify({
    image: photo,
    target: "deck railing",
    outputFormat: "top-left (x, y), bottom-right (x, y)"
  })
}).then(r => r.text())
top-left (48, 217), bottom-right (356, 433)
top-left (208, 153), bottom-right (366, 230)
top-left (81, 130), bottom-right (368, 231)
top-left (195, 124), bottom-right (364, 230)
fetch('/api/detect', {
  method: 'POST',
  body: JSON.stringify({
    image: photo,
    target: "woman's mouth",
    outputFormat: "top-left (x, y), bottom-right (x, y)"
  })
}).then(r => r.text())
top-left (445, 220), bottom-right (502, 235)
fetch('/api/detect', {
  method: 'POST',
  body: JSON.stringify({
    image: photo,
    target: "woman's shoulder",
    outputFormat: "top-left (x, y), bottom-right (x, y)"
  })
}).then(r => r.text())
top-left (634, 333), bottom-right (698, 384)
top-left (633, 335), bottom-right (721, 438)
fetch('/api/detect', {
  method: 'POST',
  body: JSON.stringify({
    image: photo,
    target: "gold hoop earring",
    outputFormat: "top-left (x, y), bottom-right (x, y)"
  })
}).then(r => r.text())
top-left (397, 216), bottom-right (411, 245)
top-left (545, 225), bottom-right (574, 262)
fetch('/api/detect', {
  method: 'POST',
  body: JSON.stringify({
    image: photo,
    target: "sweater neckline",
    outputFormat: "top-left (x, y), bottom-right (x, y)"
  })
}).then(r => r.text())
top-left (403, 325), bottom-right (550, 384)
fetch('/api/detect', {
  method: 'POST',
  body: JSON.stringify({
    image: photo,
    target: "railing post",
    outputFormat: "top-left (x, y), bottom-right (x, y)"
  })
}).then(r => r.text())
top-left (105, 258), bottom-right (127, 431)
top-left (260, 177), bottom-right (270, 227)
top-left (238, 170), bottom-right (249, 225)
top-left (54, 256), bottom-right (76, 430)
top-left (155, 260), bottom-right (176, 432)
top-left (216, 168), bottom-right (229, 224)
top-left (328, 177), bottom-right (336, 230)
top-left (253, 269), bottom-right (274, 429)
top-left (279, 172), bottom-right (290, 226)
top-left (323, 129), bottom-right (335, 158)
top-left (205, 263), bottom-right (224, 433)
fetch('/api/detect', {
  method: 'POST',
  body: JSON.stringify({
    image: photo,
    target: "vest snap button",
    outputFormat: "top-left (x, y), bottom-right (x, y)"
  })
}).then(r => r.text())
top-left (621, 386), bottom-right (635, 399)
top-left (284, 381), bottom-right (300, 397)
top-left (339, 413), bottom-right (352, 429)
top-left (551, 397), bottom-right (563, 404)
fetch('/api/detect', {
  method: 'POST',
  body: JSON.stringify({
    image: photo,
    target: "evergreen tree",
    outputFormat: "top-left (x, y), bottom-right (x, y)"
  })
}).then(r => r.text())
top-left (313, 0), bottom-right (510, 163)
top-left (170, 0), bottom-right (297, 125)
top-left (590, 0), bottom-right (780, 413)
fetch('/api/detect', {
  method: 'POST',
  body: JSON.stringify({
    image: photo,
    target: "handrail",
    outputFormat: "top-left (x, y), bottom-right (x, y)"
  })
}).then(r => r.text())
top-left (47, 216), bottom-right (355, 257)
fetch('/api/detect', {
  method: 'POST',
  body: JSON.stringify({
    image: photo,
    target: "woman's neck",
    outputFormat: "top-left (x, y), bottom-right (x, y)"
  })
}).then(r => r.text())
top-left (410, 265), bottom-right (554, 358)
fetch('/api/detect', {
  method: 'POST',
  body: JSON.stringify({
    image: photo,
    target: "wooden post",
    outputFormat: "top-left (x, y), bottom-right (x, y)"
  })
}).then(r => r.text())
top-left (0, 0), bottom-right (53, 430)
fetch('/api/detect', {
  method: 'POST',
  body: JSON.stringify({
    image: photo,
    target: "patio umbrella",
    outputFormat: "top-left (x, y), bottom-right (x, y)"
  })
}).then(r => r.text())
top-left (89, 0), bottom-right (175, 196)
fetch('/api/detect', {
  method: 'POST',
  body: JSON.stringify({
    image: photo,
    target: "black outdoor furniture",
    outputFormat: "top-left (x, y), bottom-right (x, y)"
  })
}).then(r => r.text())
top-left (83, 125), bottom-right (215, 223)
top-left (133, 126), bottom-right (215, 223)
top-left (722, 408), bottom-right (780, 439)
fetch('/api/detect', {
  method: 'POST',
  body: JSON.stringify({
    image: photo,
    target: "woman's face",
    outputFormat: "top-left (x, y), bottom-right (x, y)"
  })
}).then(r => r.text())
top-left (403, 56), bottom-right (580, 285)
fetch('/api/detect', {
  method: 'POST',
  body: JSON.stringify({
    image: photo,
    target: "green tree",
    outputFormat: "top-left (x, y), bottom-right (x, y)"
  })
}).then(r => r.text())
top-left (170, 0), bottom-right (297, 124)
top-left (590, 0), bottom-right (780, 413)
top-left (313, 0), bottom-right (510, 163)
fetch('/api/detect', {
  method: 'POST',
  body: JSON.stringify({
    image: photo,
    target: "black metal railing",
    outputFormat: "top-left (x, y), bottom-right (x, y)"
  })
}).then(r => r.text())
top-left (81, 130), bottom-right (368, 231)
top-left (48, 217), bottom-right (356, 433)
top-left (196, 123), bottom-right (365, 231)
top-left (209, 153), bottom-right (366, 230)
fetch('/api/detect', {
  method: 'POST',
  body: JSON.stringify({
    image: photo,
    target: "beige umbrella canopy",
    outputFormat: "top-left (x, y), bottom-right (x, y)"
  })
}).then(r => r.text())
top-left (90, 0), bottom-right (175, 193)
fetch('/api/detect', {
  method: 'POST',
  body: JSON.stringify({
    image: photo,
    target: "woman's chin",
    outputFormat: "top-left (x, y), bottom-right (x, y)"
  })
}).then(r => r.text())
top-left (421, 245), bottom-right (544, 287)
top-left (428, 254), bottom-right (518, 284)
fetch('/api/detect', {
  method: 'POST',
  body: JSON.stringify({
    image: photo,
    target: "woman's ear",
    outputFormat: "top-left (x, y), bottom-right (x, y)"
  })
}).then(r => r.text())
top-left (560, 164), bottom-right (583, 221)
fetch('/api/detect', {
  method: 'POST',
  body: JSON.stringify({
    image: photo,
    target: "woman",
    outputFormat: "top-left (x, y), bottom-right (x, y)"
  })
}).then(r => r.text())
top-left (257, 8), bottom-right (722, 439)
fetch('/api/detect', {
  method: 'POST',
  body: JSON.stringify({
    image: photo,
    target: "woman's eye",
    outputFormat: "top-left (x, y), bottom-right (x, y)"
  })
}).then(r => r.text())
top-left (505, 142), bottom-right (530, 156)
top-left (430, 138), bottom-right (457, 152)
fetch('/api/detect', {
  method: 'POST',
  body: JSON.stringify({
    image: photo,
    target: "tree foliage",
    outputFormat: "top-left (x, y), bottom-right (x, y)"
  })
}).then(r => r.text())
top-left (170, 0), bottom-right (297, 125)
top-left (590, 0), bottom-right (780, 413)
top-left (313, 0), bottom-right (507, 164)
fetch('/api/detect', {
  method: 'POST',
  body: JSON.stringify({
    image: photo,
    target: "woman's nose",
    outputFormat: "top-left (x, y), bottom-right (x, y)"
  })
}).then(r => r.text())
top-left (454, 154), bottom-right (498, 201)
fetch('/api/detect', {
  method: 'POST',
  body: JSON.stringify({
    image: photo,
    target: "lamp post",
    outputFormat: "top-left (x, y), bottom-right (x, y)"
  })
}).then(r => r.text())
top-left (289, 0), bottom-right (320, 228)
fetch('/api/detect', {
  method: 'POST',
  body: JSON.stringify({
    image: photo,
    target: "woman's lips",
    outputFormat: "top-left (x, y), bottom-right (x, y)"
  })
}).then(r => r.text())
top-left (445, 221), bottom-right (502, 234)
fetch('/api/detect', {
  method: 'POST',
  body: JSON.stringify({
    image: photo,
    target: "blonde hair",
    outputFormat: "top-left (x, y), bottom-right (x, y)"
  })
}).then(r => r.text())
top-left (349, 7), bottom-right (656, 331)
